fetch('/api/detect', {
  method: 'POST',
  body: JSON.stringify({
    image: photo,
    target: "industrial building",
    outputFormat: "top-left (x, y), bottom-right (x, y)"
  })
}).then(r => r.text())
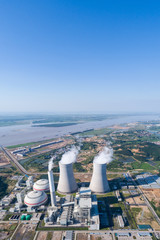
top-left (116, 190), bottom-right (122, 201)
top-left (73, 187), bottom-right (92, 223)
top-left (73, 187), bottom-right (99, 229)
top-left (44, 187), bottom-right (100, 230)
top-left (136, 173), bottom-right (160, 189)
top-left (26, 176), bottom-right (34, 189)
top-left (117, 215), bottom-right (125, 228)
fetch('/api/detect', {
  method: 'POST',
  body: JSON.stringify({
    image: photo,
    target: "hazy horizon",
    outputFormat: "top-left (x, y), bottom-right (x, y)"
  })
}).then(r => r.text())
top-left (0, 111), bottom-right (159, 116)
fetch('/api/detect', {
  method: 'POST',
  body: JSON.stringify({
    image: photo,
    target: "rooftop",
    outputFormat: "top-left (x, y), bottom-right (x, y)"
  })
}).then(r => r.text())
top-left (79, 198), bottom-right (92, 208)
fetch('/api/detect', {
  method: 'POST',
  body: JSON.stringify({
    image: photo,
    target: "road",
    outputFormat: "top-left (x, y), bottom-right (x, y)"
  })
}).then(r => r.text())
top-left (1, 146), bottom-right (30, 176)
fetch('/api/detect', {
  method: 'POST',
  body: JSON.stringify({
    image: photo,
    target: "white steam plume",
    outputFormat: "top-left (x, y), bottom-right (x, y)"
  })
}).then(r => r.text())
top-left (94, 146), bottom-right (113, 164)
top-left (60, 146), bottom-right (79, 164)
top-left (48, 156), bottom-right (54, 171)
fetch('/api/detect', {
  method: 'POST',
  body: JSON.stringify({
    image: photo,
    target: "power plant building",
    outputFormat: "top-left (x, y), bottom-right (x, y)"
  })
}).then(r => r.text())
top-left (73, 187), bottom-right (100, 230)
top-left (74, 188), bottom-right (92, 223)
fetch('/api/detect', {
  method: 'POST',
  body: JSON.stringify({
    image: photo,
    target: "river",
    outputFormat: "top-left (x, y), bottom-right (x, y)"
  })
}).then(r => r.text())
top-left (0, 115), bottom-right (159, 146)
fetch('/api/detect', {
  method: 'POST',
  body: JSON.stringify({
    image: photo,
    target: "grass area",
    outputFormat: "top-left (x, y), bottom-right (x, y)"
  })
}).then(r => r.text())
top-left (107, 174), bottom-right (121, 179)
top-left (6, 141), bottom-right (41, 149)
top-left (55, 191), bottom-right (66, 197)
top-left (9, 224), bottom-right (17, 231)
top-left (37, 223), bottom-right (88, 231)
top-left (3, 214), bottom-right (13, 221)
top-left (124, 204), bottom-right (137, 229)
top-left (131, 162), bottom-right (155, 170)
top-left (0, 165), bottom-right (21, 175)
top-left (150, 200), bottom-right (160, 218)
top-left (79, 127), bottom-right (112, 136)
top-left (97, 192), bottom-right (115, 199)
top-left (130, 207), bottom-right (142, 219)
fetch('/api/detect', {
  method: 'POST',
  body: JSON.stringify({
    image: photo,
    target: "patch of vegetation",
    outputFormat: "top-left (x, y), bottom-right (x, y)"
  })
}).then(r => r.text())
top-left (9, 224), bottom-right (17, 231)
top-left (7, 141), bottom-right (41, 149)
top-left (124, 204), bottom-right (137, 229)
top-left (37, 224), bottom-right (88, 231)
top-left (131, 162), bottom-right (155, 170)
top-left (107, 159), bottom-right (125, 170)
top-left (115, 149), bottom-right (133, 156)
top-left (46, 232), bottom-right (53, 240)
top-left (130, 207), bottom-right (141, 219)
top-left (20, 149), bottom-right (58, 171)
top-left (73, 162), bottom-right (87, 172)
top-left (0, 177), bottom-right (9, 199)
top-left (81, 142), bottom-right (97, 151)
top-left (143, 142), bottom-right (160, 161)
top-left (79, 128), bottom-right (112, 136)
top-left (3, 214), bottom-right (13, 221)
top-left (83, 155), bottom-right (94, 165)
top-left (150, 200), bottom-right (160, 218)
top-left (33, 122), bottom-right (78, 127)
top-left (56, 191), bottom-right (66, 197)
top-left (149, 126), bottom-right (160, 131)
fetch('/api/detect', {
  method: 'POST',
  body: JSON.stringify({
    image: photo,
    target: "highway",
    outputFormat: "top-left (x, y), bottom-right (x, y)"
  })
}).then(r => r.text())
top-left (1, 146), bottom-right (30, 176)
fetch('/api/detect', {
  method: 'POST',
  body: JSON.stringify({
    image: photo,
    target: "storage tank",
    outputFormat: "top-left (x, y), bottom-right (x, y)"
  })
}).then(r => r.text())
top-left (89, 162), bottom-right (110, 193)
top-left (24, 191), bottom-right (48, 207)
top-left (26, 215), bottom-right (31, 220)
top-left (57, 162), bottom-right (78, 194)
top-left (20, 215), bottom-right (26, 220)
top-left (33, 179), bottom-right (49, 192)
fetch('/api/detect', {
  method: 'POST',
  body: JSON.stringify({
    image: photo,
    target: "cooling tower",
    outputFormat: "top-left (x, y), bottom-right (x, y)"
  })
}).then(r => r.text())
top-left (57, 162), bottom-right (78, 194)
top-left (89, 163), bottom-right (110, 193)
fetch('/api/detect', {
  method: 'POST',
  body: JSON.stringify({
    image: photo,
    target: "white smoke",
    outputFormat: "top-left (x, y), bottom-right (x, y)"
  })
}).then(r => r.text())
top-left (48, 156), bottom-right (54, 171)
top-left (94, 146), bottom-right (113, 164)
top-left (60, 146), bottom-right (79, 164)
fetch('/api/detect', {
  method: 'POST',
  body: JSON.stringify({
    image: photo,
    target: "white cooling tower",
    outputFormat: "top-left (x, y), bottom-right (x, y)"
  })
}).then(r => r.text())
top-left (48, 170), bottom-right (56, 207)
top-left (89, 163), bottom-right (110, 193)
top-left (57, 162), bottom-right (78, 194)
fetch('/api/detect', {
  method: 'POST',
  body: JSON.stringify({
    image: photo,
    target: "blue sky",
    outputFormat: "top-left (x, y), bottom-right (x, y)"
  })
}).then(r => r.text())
top-left (0, 0), bottom-right (160, 113)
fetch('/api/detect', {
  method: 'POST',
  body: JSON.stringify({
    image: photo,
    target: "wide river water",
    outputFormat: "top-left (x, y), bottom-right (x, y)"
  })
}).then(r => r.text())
top-left (0, 115), bottom-right (159, 146)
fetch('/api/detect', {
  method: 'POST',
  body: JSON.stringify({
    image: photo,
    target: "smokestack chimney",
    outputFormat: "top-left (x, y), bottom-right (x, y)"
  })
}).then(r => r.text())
top-left (89, 162), bottom-right (110, 193)
top-left (57, 162), bottom-right (78, 194)
top-left (48, 170), bottom-right (56, 207)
